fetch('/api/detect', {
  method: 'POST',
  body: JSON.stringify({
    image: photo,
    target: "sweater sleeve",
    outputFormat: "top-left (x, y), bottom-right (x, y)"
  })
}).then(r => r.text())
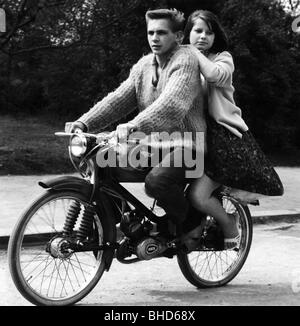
top-left (78, 64), bottom-right (138, 132)
top-left (206, 51), bottom-right (234, 88)
top-left (129, 50), bottom-right (200, 134)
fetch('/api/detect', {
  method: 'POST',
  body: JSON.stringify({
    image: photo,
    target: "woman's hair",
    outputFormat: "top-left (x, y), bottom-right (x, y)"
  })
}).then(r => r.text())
top-left (183, 10), bottom-right (228, 53)
top-left (145, 8), bottom-right (185, 32)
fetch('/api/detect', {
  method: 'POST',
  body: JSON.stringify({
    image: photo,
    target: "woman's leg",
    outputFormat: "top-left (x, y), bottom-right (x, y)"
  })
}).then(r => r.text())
top-left (189, 174), bottom-right (239, 239)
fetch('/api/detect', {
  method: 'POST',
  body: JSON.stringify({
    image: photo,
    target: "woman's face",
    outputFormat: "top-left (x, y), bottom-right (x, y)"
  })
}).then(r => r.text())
top-left (189, 18), bottom-right (215, 52)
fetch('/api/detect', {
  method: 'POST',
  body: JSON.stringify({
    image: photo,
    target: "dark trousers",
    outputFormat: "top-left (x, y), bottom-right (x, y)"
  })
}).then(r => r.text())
top-left (144, 147), bottom-right (196, 227)
top-left (112, 147), bottom-right (203, 232)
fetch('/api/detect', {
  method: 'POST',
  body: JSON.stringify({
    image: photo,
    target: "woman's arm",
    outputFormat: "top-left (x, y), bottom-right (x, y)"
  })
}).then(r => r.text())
top-left (189, 46), bottom-right (234, 87)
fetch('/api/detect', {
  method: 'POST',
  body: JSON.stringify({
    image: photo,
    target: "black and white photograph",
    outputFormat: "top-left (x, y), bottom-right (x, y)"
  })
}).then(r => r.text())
top-left (0, 0), bottom-right (300, 309)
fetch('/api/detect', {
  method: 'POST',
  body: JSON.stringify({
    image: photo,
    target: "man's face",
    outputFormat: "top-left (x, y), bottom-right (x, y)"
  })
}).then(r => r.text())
top-left (147, 18), bottom-right (179, 57)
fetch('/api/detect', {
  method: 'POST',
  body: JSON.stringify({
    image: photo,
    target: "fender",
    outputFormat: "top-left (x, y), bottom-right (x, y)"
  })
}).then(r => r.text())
top-left (38, 175), bottom-right (93, 196)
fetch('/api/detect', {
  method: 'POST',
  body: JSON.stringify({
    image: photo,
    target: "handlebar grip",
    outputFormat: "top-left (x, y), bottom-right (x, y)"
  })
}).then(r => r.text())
top-left (55, 132), bottom-right (73, 137)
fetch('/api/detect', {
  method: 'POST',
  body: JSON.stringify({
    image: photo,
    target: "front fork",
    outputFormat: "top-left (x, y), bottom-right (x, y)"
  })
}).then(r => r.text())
top-left (62, 198), bottom-right (95, 241)
top-left (62, 158), bottom-right (99, 243)
top-left (63, 201), bottom-right (95, 242)
top-left (59, 200), bottom-right (118, 253)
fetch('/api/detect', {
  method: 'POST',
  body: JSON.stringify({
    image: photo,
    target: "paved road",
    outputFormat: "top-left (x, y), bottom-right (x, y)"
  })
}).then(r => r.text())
top-left (0, 167), bottom-right (300, 306)
top-left (1, 222), bottom-right (300, 306)
top-left (1, 167), bottom-right (300, 237)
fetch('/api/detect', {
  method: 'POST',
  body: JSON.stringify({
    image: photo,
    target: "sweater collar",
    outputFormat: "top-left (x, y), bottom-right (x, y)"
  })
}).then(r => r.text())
top-left (151, 44), bottom-right (179, 87)
top-left (152, 44), bottom-right (180, 69)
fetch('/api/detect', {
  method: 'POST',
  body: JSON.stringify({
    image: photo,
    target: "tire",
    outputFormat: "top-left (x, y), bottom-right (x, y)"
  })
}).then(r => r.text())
top-left (8, 190), bottom-right (114, 306)
top-left (177, 196), bottom-right (253, 288)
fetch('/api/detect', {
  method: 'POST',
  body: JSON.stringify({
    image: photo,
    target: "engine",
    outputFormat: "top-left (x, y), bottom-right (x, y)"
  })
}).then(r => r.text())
top-left (135, 237), bottom-right (167, 260)
top-left (120, 210), bottom-right (150, 240)
top-left (117, 210), bottom-right (169, 262)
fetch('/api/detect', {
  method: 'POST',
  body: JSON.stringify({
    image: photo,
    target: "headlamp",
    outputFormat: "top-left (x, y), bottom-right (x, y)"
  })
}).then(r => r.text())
top-left (69, 134), bottom-right (87, 157)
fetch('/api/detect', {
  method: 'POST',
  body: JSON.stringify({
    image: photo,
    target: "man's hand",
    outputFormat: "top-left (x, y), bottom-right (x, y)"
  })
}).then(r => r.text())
top-left (68, 121), bottom-right (87, 133)
top-left (116, 122), bottom-right (137, 142)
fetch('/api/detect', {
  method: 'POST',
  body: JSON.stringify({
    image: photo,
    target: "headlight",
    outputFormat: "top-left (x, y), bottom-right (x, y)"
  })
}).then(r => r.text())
top-left (69, 134), bottom-right (87, 157)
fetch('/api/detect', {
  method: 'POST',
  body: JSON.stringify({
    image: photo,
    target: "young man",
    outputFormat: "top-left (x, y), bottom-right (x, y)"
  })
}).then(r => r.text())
top-left (70, 9), bottom-right (206, 237)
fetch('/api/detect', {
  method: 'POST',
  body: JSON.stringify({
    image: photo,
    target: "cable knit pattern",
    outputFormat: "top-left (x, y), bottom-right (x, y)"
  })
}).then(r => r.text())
top-left (78, 46), bottom-right (206, 136)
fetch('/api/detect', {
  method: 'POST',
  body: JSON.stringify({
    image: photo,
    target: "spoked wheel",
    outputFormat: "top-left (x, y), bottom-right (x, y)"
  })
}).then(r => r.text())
top-left (177, 196), bottom-right (252, 288)
top-left (8, 190), bottom-right (110, 306)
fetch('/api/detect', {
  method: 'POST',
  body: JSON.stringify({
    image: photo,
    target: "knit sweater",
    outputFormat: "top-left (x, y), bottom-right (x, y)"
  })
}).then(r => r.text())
top-left (78, 45), bottom-right (206, 137)
top-left (205, 51), bottom-right (249, 138)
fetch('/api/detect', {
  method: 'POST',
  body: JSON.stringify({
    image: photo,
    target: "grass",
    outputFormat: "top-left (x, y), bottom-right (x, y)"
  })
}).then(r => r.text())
top-left (0, 115), bottom-right (73, 175)
top-left (0, 114), bottom-right (299, 175)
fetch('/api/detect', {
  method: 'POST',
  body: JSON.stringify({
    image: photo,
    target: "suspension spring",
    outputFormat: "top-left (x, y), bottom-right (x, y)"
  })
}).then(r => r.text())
top-left (77, 204), bottom-right (95, 241)
top-left (63, 200), bottom-right (81, 236)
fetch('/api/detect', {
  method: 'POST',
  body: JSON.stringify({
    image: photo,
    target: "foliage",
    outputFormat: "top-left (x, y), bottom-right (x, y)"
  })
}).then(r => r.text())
top-left (0, 0), bottom-right (161, 119)
top-left (220, 0), bottom-right (300, 152)
top-left (0, 0), bottom-right (300, 156)
top-left (278, 0), bottom-right (300, 14)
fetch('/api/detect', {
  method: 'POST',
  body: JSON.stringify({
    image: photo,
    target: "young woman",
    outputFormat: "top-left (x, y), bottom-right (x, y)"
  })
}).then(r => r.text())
top-left (183, 10), bottom-right (284, 249)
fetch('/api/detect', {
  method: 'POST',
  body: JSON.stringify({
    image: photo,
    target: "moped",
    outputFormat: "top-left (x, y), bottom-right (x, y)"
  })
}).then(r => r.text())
top-left (8, 126), bottom-right (253, 306)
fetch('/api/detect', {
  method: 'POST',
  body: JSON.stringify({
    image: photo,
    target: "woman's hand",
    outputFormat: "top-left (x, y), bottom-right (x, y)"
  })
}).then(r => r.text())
top-left (187, 44), bottom-right (201, 55)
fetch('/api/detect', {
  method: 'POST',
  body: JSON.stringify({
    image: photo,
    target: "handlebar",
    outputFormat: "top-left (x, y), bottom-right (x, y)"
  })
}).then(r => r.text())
top-left (54, 131), bottom-right (141, 145)
top-left (54, 132), bottom-right (97, 138)
top-left (55, 131), bottom-right (188, 148)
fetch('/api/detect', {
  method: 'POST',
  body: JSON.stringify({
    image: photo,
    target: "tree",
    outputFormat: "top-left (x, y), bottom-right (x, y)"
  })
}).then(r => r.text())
top-left (220, 0), bottom-right (300, 152)
top-left (278, 0), bottom-right (300, 15)
top-left (0, 0), bottom-right (299, 155)
top-left (0, 0), bottom-right (161, 117)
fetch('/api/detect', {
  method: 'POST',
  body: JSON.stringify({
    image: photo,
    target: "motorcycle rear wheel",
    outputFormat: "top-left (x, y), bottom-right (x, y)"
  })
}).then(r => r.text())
top-left (177, 196), bottom-right (252, 288)
top-left (8, 190), bottom-right (111, 306)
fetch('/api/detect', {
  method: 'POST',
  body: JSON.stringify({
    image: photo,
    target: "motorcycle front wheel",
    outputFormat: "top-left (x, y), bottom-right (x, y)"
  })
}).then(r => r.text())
top-left (177, 195), bottom-right (253, 288)
top-left (8, 190), bottom-right (112, 306)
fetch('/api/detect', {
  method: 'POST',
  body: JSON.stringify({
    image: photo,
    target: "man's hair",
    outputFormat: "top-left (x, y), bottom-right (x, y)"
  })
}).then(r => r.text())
top-left (145, 8), bottom-right (185, 32)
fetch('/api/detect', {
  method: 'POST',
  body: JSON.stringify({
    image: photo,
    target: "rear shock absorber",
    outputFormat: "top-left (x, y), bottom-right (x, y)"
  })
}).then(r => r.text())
top-left (77, 204), bottom-right (95, 242)
top-left (63, 200), bottom-right (81, 236)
